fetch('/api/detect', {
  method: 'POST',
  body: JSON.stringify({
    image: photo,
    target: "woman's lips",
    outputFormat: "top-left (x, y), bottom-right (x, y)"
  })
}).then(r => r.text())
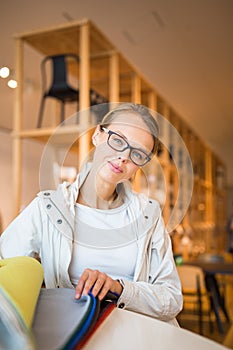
top-left (108, 161), bottom-right (123, 174)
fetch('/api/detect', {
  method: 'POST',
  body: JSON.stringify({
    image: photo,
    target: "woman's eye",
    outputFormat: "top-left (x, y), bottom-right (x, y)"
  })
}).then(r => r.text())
top-left (132, 150), bottom-right (143, 160)
top-left (112, 136), bottom-right (124, 146)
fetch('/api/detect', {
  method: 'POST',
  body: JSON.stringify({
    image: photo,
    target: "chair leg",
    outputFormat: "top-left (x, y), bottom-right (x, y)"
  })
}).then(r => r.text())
top-left (196, 275), bottom-right (203, 335)
top-left (198, 297), bottom-right (203, 335)
top-left (208, 309), bottom-right (214, 333)
top-left (37, 97), bottom-right (46, 128)
top-left (205, 274), bottom-right (227, 334)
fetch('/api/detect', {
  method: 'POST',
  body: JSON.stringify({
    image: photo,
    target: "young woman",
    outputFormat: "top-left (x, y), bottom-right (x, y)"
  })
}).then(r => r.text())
top-left (0, 103), bottom-right (182, 325)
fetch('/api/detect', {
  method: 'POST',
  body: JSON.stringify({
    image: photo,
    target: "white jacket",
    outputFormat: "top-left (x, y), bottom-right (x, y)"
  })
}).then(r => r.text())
top-left (0, 163), bottom-right (183, 325)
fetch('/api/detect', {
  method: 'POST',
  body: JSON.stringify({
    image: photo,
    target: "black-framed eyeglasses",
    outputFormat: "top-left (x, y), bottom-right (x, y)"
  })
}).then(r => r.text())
top-left (101, 127), bottom-right (151, 166)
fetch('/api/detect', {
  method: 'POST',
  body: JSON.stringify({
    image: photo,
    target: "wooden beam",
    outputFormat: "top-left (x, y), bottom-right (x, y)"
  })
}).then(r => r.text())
top-left (79, 22), bottom-right (91, 168)
top-left (109, 52), bottom-right (119, 105)
top-left (148, 91), bottom-right (157, 111)
top-left (131, 74), bottom-right (141, 104)
top-left (79, 22), bottom-right (90, 114)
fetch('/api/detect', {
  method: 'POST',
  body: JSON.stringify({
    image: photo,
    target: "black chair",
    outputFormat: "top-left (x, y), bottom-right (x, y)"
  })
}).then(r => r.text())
top-left (197, 253), bottom-right (227, 301)
top-left (37, 53), bottom-right (80, 128)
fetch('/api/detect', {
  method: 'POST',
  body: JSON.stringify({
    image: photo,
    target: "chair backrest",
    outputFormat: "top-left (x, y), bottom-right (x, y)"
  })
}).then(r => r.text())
top-left (51, 55), bottom-right (67, 87)
top-left (41, 53), bottom-right (79, 92)
top-left (177, 265), bottom-right (206, 294)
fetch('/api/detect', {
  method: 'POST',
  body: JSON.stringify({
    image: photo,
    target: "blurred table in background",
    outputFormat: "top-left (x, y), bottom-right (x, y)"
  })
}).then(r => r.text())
top-left (185, 259), bottom-right (233, 333)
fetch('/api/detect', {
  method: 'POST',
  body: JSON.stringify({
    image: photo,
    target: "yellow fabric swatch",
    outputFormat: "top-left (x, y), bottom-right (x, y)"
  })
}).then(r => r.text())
top-left (0, 256), bottom-right (44, 328)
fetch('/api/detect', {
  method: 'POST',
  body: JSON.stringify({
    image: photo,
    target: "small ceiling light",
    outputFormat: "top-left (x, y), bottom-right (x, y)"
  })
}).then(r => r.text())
top-left (7, 79), bottom-right (18, 89)
top-left (0, 66), bottom-right (10, 79)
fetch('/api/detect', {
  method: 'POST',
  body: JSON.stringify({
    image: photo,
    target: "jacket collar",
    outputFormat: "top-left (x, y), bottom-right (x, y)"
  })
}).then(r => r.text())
top-left (57, 162), bottom-right (92, 216)
top-left (38, 162), bottom-right (158, 236)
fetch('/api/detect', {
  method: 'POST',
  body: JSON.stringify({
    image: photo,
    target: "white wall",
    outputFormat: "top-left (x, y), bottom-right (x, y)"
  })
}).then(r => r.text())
top-left (0, 130), bottom-right (45, 231)
top-left (0, 131), bottom-right (13, 230)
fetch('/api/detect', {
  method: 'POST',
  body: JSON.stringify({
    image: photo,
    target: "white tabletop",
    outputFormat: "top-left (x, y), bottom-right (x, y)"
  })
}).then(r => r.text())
top-left (83, 308), bottom-right (228, 350)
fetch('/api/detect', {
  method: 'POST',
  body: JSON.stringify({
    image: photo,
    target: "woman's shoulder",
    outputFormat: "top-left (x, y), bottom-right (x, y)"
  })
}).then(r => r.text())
top-left (37, 187), bottom-right (71, 211)
top-left (125, 188), bottom-right (161, 217)
top-left (126, 187), bottom-right (160, 206)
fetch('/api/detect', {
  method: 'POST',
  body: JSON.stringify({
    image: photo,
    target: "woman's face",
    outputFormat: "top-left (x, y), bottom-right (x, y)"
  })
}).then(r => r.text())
top-left (92, 112), bottom-right (154, 186)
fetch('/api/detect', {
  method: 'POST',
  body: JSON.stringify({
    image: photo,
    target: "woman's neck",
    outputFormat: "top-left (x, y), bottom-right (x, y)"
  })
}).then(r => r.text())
top-left (77, 169), bottom-right (122, 209)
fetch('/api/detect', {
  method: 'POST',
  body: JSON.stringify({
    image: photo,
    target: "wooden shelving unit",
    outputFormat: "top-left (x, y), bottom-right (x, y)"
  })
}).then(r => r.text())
top-left (12, 19), bottom-right (227, 256)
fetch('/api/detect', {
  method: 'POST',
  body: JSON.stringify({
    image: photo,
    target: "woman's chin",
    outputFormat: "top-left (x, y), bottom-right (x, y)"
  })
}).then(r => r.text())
top-left (97, 167), bottom-right (126, 185)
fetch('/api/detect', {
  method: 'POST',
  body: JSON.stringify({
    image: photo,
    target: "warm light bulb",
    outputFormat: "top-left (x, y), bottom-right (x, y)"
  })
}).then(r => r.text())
top-left (7, 79), bottom-right (18, 89)
top-left (0, 66), bottom-right (10, 78)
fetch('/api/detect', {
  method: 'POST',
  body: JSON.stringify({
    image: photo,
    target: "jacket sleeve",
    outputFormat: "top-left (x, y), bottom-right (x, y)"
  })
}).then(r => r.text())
top-left (0, 198), bottom-right (43, 259)
top-left (116, 210), bottom-right (183, 323)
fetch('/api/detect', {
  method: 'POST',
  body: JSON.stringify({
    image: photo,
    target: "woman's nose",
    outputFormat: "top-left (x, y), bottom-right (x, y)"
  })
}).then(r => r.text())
top-left (118, 148), bottom-right (131, 163)
top-left (118, 156), bottom-right (127, 163)
top-left (117, 148), bottom-right (131, 162)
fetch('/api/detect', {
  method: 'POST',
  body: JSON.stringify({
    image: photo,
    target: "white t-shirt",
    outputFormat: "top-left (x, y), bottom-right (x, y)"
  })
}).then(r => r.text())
top-left (68, 202), bottom-right (138, 286)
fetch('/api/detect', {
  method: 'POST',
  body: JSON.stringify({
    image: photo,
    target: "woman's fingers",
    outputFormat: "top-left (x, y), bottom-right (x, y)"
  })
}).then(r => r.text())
top-left (82, 269), bottom-right (99, 295)
top-left (75, 268), bottom-right (116, 300)
top-left (75, 268), bottom-right (93, 298)
top-left (97, 279), bottom-right (112, 300)
top-left (91, 272), bottom-right (107, 297)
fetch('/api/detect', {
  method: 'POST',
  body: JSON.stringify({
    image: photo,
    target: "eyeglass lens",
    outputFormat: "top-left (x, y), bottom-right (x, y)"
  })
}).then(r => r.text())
top-left (108, 132), bottom-right (149, 166)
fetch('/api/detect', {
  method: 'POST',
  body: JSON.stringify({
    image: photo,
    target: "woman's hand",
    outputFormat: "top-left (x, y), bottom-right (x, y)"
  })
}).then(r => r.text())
top-left (75, 268), bottom-right (123, 300)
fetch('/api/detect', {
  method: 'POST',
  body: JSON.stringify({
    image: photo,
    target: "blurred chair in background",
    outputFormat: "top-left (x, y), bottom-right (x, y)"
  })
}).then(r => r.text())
top-left (177, 264), bottom-right (214, 335)
top-left (197, 253), bottom-right (228, 309)
top-left (37, 53), bottom-right (80, 128)
top-left (37, 53), bottom-right (109, 128)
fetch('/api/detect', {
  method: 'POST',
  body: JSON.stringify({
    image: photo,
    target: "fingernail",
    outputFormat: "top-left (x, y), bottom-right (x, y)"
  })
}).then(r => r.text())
top-left (75, 292), bottom-right (80, 299)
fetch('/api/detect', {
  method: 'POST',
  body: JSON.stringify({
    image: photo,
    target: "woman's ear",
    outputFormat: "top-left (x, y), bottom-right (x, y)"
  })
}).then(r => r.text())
top-left (92, 125), bottom-right (101, 146)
